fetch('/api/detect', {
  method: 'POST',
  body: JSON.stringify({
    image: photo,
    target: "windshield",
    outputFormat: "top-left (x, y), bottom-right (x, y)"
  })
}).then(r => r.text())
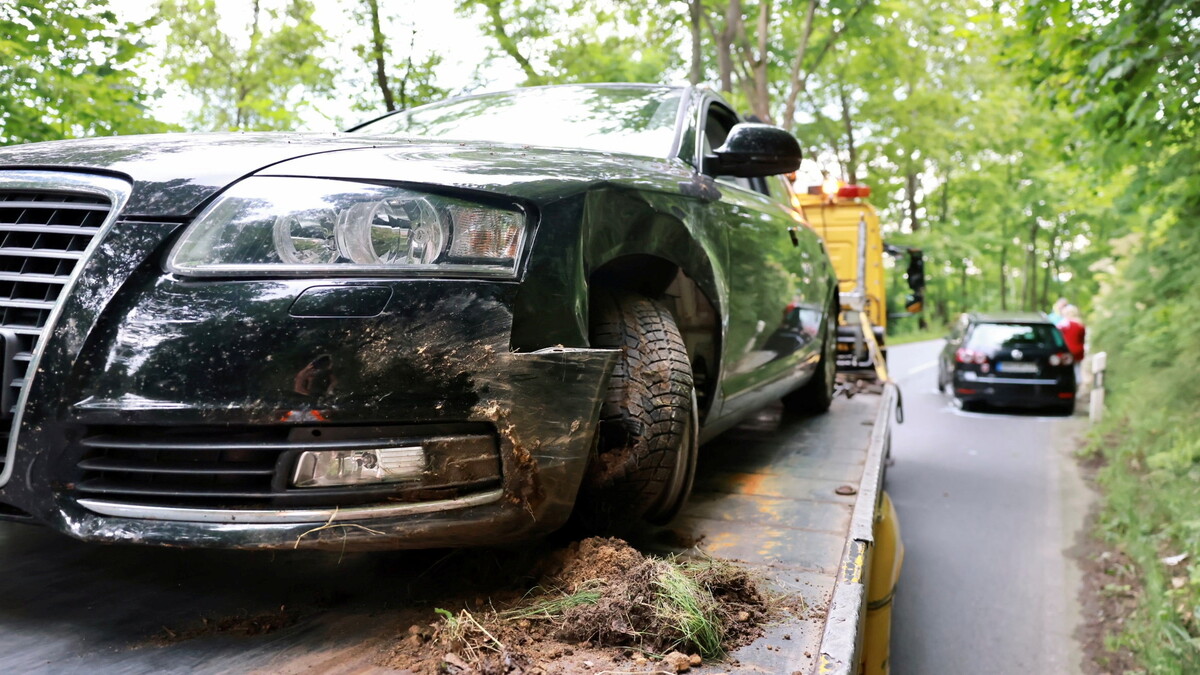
top-left (967, 323), bottom-right (1065, 350)
top-left (352, 86), bottom-right (684, 157)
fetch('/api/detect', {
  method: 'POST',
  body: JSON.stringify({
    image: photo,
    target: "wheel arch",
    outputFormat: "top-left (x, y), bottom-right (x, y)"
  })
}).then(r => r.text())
top-left (588, 254), bottom-right (723, 423)
top-left (580, 188), bottom-right (727, 423)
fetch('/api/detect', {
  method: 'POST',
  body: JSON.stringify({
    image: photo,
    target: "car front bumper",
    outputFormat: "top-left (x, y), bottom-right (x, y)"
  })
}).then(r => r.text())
top-left (0, 259), bottom-right (616, 549)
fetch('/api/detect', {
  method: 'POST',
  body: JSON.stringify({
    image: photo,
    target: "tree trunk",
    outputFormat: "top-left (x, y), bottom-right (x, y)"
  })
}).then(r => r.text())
top-left (905, 165), bottom-right (919, 231)
top-left (365, 0), bottom-right (395, 112)
top-left (1025, 219), bottom-right (1038, 311)
top-left (715, 1), bottom-right (739, 94)
top-left (938, 172), bottom-right (950, 232)
top-left (960, 262), bottom-right (967, 312)
top-left (999, 243), bottom-right (1008, 310)
top-left (781, 0), bottom-right (819, 129)
top-left (689, 0), bottom-right (703, 85)
top-left (483, 0), bottom-right (539, 83)
top-left (751, 0), bottom-right (771, 120)
top-left (839, 84), bottom-right (857, 183)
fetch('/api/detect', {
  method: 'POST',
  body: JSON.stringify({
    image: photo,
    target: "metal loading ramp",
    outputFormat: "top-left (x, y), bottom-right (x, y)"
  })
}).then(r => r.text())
top-left (639, 389), bottom-right (894, 674)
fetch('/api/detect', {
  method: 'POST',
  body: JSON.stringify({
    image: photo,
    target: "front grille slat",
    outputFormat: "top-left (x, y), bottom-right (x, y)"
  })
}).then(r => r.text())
top-left (77, 457), bottom-right (277, 476)
top-left (0, 272), bottom-right (70, 285)
top-left (0, 201), bottom-right (110, 212)
top-left (79, 435), bottom-right (434, 453)
top-left (0, 298), bottom-right (57, 311)
top-left (75, 480), bottom-right (275, 500)
top-left (0, 224), bottom-right (102, 236)
top-left (0, 188), bottom-right (109, 476)
top-left (0, 248), bottom-right (86, 260)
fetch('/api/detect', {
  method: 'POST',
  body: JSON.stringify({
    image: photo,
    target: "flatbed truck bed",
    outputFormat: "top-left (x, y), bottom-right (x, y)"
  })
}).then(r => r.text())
top-left (647, 386), bottom-right (900, 674)
top-left (0, 389), bottom-right (900, 674)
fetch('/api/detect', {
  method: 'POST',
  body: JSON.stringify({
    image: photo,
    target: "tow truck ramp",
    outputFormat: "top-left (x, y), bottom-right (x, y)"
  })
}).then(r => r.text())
top-left (647, 385), bottom-right (901, 674)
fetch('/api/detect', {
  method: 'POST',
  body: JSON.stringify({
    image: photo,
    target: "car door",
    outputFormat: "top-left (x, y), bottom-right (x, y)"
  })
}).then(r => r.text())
top-left (697, 101), bottom-right (827, 415)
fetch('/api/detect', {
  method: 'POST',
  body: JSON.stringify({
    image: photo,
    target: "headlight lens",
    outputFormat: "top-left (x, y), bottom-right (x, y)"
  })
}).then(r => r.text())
top-left (168, 176), bottom-right (526, 277)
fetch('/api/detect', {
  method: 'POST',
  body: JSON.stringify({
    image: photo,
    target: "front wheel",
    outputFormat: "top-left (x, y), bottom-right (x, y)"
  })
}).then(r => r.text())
top-left (576, 290), bottom-right (698, 529)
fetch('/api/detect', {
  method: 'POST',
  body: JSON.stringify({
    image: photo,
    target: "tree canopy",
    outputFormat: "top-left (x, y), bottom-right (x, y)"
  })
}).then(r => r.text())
top-left (5, 1), bottom-right (1200, 669)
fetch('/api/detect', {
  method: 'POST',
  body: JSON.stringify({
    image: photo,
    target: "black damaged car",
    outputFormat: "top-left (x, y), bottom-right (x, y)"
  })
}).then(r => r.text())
top-left (0, 84), bottom-right (838, 549)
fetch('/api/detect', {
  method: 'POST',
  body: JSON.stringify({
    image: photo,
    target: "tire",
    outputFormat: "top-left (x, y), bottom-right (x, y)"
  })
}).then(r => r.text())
top-left (577, 290), bottom-right (697, 528)
top-left (782, 293), bottom-right (837, 415)
top-left (936, 365), bottom-right (946, 392)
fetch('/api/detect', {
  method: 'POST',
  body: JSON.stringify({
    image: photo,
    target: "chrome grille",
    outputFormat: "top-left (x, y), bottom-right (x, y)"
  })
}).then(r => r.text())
top-left (0, 189), bottom-right (109, 473)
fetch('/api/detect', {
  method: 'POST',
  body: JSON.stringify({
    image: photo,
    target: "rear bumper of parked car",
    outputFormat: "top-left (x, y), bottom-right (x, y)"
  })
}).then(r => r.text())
top-left (953, 372), bottom-right (1075, 408)
top-left (0, 275), bottom-right (617, 550)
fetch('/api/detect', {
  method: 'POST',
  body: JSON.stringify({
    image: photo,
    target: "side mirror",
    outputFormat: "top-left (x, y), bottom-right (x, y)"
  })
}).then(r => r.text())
top-left (705, 123), bottom-right (802, 177)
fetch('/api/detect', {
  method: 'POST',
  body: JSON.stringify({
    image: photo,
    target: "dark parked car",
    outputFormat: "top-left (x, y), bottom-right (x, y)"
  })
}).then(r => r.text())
top-left (938, 312), bottom-right (1076, 414)
top-left (0, 84), bottom-right (838, 550)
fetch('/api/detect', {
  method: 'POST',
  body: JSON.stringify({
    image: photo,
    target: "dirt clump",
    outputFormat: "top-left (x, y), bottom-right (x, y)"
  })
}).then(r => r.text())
top-left (379, 537), bottom-right (773, 674)
top-left (546, 536), bottom-right (645, 590)
top-left (152, 605), bottom-right (300, 644)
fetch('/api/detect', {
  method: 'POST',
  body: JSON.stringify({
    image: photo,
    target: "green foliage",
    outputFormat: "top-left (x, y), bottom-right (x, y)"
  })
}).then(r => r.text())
top-left (456, 0), bottom-right (687, 86)
top-left (0, 0), bottom-right (167, 145)
top-left (1020, 0), bottom-right (1200, 670)
top-left (348, 0), bottom-right (448, 113)
top-left (157, 0), bottom-right (334, 131)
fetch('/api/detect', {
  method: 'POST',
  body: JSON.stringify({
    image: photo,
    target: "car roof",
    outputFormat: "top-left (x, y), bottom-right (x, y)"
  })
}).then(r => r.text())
top-left (968, 311), bottom-right (1052, 325)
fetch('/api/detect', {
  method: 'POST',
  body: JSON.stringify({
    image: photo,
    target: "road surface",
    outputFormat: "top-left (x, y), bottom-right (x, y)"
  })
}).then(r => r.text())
top-left (887, 339), bottom-right (1091, 675)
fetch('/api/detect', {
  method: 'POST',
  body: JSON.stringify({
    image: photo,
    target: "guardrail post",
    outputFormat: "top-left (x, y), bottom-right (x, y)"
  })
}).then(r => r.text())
top-left (1089, 351), bottom-right (1107, 423)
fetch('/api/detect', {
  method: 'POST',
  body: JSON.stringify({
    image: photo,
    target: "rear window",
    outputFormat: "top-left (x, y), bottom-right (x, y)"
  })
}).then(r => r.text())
top-left (966, 323), bottom-right (1064, 350)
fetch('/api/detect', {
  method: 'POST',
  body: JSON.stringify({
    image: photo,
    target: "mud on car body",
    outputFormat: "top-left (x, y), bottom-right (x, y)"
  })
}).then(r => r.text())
top-left (0, 84), bottom-right (838, 550)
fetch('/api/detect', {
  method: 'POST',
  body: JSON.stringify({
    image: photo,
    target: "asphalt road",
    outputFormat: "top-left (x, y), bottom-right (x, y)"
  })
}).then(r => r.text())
top-left (886, 339), bottom-right (1091, 675)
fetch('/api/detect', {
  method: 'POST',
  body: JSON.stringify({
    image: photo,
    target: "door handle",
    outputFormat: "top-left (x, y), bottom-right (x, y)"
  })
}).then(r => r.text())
top-left (787, 226), bottom-right (800, 247)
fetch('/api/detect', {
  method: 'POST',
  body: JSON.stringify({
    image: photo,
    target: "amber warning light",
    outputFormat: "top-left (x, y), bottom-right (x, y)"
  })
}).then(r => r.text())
top-left (807, 183), bottom-right (872, 200)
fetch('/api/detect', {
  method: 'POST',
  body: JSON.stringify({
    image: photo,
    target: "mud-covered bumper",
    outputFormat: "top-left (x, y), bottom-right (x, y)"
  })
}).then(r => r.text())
top-left (0, 240), bottom-right (616, 548)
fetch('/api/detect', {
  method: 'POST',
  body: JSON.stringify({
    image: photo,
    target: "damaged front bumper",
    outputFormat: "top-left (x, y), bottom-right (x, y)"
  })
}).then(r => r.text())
top-left (0, 262), bottom-right (616, 549)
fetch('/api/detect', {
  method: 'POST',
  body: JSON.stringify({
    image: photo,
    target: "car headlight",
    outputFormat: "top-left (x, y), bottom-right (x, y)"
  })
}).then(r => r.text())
top-left (167, 176), bottom-right (526, 277)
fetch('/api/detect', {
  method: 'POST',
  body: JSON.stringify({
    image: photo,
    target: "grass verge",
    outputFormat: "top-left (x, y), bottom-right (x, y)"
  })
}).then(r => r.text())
top-left (886, 324), bottom-right (947, 346)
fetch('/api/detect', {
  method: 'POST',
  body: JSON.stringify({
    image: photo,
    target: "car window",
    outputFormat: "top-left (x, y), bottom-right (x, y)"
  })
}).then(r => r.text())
top-left (352, 86), bottom-right (683, 157)
top-left (701, 103), bottom-right (757, 192)
top-left (966, 323), bottom-right (1065, 350)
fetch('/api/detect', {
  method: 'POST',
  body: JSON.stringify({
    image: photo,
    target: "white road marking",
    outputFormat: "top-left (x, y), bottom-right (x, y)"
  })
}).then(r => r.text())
top-left (900, 360), bottom-right (937, 380)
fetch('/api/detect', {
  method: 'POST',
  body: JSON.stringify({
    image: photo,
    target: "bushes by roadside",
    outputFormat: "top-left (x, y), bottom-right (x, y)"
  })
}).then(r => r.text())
top-left (1087, 217), bottom-right (1200, 672)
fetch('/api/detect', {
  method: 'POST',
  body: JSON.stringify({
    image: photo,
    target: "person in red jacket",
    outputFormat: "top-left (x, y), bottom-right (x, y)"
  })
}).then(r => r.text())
top-left (1057, 305), bottom-right (1086, 381)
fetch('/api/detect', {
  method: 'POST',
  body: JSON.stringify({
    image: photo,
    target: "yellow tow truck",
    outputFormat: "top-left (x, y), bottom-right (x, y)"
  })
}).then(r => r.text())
top-left (792, 180), bottom-right (926, 383)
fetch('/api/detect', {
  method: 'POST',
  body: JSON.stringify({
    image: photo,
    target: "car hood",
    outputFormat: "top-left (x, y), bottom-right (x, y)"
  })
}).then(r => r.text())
top-left (0, 132), bottom-right (695, 217)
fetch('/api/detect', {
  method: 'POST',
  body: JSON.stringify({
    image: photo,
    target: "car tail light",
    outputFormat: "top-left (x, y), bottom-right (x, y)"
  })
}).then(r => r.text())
top-left (955, 348), bottom-right (988, 365)
top-left (1049, 352), bottom-right (1074, 366)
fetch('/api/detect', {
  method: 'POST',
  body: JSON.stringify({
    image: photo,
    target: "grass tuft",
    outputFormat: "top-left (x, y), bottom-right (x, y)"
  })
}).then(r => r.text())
top-left (652, 561), bottom-right (725, 659)
top-left (499, 582), bottom-right (603, 623)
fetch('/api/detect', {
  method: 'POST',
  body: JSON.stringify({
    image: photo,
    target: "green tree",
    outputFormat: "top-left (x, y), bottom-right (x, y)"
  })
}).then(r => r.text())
top-left (456, 0), bottom-right (689, 86)
top-left (352, 0), bottom-right (448, 113)
top-left (157, 0), bottom-right (334, 131)
top-left (1021, 2), bottom-right (1200, 670)
top-left (0, 0), bottom-right (165, 145)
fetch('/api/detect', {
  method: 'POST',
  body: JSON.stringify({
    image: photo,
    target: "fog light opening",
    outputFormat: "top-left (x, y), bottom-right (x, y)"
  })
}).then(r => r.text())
top-left (292, 446), bottom-right (425, 488)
